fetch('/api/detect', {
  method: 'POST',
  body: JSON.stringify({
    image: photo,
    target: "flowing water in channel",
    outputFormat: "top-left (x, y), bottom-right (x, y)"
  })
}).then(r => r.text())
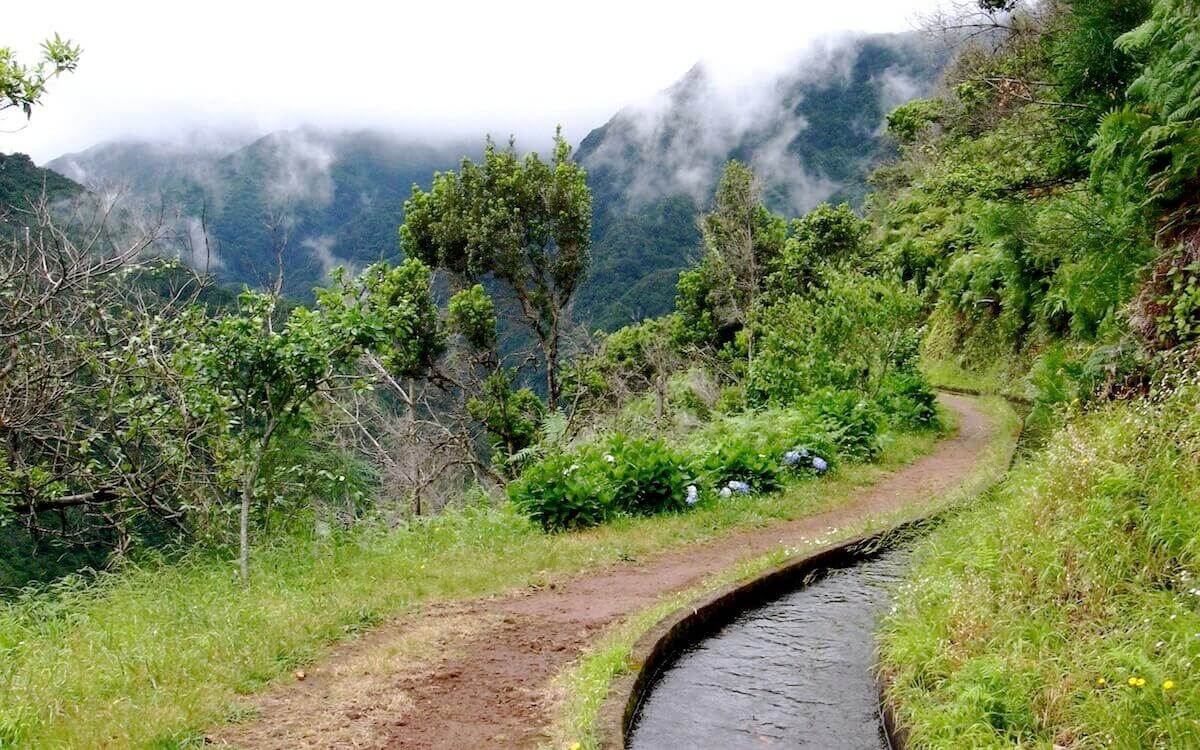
top-left (628, 547), bottom-right (911, 750)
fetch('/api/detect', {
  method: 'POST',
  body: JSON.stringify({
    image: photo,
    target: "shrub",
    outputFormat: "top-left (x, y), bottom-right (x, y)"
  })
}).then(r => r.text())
top-left (877, 372), bottom-right (941, 430)
top-left (748, 272), bottom-right (923, 405)
top-left (714, 384), bottom-right (747, 414)
top-left (806, 389), bottom-right (881, 461)
top-left (604, 435), bottom-right (693, 516)
top-left (667, 368), bottom-right (718, 418)
top-left (688, 407), bottom-right (842, 478)
top-left (507, 449), bottom-right (612, 531)
top-left (700, 436), bottom-right (781, 493)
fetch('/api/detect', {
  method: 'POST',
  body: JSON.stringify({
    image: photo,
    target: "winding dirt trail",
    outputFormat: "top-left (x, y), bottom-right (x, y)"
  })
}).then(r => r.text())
top-left (212, 394), bottom-right (999, 750)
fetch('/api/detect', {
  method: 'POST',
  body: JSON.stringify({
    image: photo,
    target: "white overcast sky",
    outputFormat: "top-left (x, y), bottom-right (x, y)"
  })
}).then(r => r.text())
top-left (4, 0), bottom-right (950, 163)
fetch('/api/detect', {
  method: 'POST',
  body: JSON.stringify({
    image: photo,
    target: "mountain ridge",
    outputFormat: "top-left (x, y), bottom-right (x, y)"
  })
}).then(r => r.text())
top-left (34, 30), bottom-right (947, 327)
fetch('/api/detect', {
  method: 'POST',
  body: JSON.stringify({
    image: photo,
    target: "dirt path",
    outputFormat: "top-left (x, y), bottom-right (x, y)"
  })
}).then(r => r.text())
top-left (212, 394), bottom-right (997, 750)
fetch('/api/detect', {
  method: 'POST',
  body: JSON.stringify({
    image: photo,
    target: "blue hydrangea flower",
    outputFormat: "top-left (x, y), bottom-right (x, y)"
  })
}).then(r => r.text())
top-left (686, 484), bottom-right (699, 506)
top-left (811, 456), bottom-right (828, 474)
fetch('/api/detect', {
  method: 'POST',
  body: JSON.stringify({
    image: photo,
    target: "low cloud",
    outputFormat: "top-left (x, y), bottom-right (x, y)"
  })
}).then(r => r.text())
top-left (301, 234), bottom-right (353, 279)
top-left (256, 130), bottom-right (336, 209)
top-left (181, 214), bottom-right (223, 272)
top-left (581, 31), bottom-right (940, 216)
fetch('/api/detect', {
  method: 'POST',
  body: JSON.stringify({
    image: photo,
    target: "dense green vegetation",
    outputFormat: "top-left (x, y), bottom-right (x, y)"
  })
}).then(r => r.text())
top-left (5, 0), bottom-right (1200, 745)
top-left (508, 151), bottom-right (944, 533)
top-left (577, 33), bottom-right (946, 329)
top-left (869, 0), bottom-right (1200, 746)
top-left (0, 152), bottom-right (80, 221)
top-left (0, 424), bottom-right (949, 749)
top-left (882, 377), bottom-right (1200, 748)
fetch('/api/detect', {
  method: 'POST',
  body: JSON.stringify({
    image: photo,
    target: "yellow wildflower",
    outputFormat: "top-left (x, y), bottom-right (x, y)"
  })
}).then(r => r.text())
top-left (1096, 677), bottom-right (1106, 686)
top-left (1164, 680), bottom-right (1176, 691)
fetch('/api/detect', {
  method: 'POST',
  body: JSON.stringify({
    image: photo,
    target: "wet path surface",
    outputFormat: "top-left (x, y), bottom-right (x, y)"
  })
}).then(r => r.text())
top-left (629, 547), bottom-right (910, 749)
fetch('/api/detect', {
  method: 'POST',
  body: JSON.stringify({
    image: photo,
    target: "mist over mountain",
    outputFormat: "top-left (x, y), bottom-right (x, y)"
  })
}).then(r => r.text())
top-left (577, 31), bottom-right (945, 328)
top-left (37, 30), bottom-right (945, 323)
top-left (0, 152), bottom-right (82, 226)
top-left (47, 131), bottom-right (475, 298)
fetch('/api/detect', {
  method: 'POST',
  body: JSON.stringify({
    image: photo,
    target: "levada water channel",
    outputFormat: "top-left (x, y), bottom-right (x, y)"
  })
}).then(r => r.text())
top-left (628, 545), bottom-right (911, 749)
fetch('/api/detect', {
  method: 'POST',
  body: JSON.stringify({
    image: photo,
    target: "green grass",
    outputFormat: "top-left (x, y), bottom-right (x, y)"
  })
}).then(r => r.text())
top-left (919, 306), bottom-right (1039, 401)
top-left (879, 381), bottom-right (1200, 748)
top-left (544, 545), bottom-right (801, 750)
top-left (0, 407), bottom-right (962, 749)
top-left (544, 395), bottom-right (1021, 750)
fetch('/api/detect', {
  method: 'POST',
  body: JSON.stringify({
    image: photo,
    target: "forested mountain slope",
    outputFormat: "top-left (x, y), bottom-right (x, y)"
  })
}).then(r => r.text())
top-left (47, 132), bottom-right (473, 299)
top-left (576, 32), bottom-right (945, 328)
top-left (41, 32), bottom-right (945, 326)
top-left (0, 152), bottom-right (81, 226)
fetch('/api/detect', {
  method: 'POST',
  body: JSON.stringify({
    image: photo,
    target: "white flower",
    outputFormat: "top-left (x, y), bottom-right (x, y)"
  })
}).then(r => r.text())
top-left (603, 454), bottom-right (615, 463)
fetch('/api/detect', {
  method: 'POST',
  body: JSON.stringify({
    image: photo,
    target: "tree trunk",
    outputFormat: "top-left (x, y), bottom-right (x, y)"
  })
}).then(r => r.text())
top-left (655, 373), bottom-right (666, 423)
top-left (544, 315), bottom-right (560, 411)
top-left (238, 471), bottom-right (252, 586)
top-left (407, 377), bottom-right (421, 516)
top-left (544, 344), bottom-right (558, 411)
top-left (746, 324), bottom-right (754, 380)
top-left (238, 425), bottom-right (275, 587)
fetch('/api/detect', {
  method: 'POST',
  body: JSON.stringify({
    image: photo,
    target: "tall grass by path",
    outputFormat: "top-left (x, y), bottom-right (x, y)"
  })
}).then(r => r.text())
top-left (544, 395), bottom-right (1021, 749)
top-left (879, 380), bottom-right (1200, 748)
top-left (0, 407), bottom-right (970, 749)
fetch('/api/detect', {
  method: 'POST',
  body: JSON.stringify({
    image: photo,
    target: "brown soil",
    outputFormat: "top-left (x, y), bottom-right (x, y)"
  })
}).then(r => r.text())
top-left (210, 394), bottom-right (997, 750)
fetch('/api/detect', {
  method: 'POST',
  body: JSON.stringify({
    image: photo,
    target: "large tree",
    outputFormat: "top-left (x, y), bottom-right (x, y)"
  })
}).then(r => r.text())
top-left (692, 161), bottom-right (785, 371)
top-left (400, 131), bottom-right (592, 409)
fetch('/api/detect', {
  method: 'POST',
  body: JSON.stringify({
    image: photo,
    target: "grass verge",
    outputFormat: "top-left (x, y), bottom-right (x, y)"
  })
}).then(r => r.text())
top-left (543, 395), bottom-right (1020, 749)
top-left (0, 411), bottom-right (953, 749)
top-left (879, 379), bottom-right (1200, 748)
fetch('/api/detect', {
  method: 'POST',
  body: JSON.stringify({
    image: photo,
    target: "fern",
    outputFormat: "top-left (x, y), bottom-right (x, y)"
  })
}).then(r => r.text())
top-left (1095, 0), bottom-right (1200, 232)
top-left (506, 410), bottom-right (569, 470)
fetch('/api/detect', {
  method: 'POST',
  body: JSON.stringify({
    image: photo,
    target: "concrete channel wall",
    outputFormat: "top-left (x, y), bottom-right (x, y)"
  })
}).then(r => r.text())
top-left (596, 389), bottom-right (1027, 749)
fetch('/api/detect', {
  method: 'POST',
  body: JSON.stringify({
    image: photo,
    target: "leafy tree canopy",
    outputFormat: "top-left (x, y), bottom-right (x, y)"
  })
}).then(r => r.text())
top-left (0, 35), bottom-right (79, 119)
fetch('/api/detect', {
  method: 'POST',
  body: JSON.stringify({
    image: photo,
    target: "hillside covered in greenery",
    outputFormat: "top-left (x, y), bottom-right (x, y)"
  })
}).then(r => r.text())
top-left (42, 31), bottom-right (944, 330)
top-left (47, 132), bottom-right (473, 299)
top-left (576, 32), bottom-right (945, 328)
top-left (3, 0), bottom-right (1200, 746)
top-left (0, 151), bottom-right (80, 227)
top-left (865, 0), bottom-right (1200, 746)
